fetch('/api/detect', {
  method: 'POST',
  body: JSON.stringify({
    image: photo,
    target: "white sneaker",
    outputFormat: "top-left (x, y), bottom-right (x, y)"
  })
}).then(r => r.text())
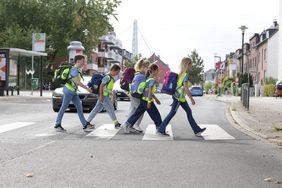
top-left (121, 124), bottom-right (130, 134)
top-left (133, 124), bottom-right (142, 131)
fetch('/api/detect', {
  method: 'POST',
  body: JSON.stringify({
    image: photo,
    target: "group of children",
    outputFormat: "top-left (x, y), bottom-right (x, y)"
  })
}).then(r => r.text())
top-left (54, 55), bottom-right (206, 137)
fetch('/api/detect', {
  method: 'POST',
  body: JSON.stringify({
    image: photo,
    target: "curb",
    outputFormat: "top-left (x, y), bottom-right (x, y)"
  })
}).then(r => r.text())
top-left (228, 104), bottom-right (282, 144)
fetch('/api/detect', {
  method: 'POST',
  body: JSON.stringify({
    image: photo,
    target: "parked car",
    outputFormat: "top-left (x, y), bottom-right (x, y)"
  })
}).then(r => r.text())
top-left (113, 79), bottom-right (130, 101)
top-left (190, 86), bottom-right (204, 96)
top-left (52, 76), bottom-right (117, 112)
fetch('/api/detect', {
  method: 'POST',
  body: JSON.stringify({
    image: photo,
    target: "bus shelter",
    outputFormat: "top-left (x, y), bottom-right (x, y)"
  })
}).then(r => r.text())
top-left (0, 48), bottom-right (47, 96)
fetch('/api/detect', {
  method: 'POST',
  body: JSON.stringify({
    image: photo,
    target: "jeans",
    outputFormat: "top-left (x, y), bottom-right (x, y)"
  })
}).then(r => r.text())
top-left (56, 86), bottom-right (87, 127)
top-left (87, 96), bottom-right (118, 123)
top-left (158, 96), bottom-right (202, 134)
top-left (126, 100), bottom-right (162, 128)
top-left (128, 96), bottom-right (144, 127)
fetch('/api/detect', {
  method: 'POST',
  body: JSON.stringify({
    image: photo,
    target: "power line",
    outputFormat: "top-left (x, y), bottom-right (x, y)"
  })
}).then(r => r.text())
top-left (137, 27), bottom-right (153, 55)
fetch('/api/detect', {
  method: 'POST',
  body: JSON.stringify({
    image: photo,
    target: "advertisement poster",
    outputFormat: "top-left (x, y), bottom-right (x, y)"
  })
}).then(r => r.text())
top-left (0, 50), bottom-right (7, 81)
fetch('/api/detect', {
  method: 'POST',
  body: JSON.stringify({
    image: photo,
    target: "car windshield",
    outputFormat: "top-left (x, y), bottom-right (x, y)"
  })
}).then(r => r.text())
top-left (191, 87), bottom-right (202, 90)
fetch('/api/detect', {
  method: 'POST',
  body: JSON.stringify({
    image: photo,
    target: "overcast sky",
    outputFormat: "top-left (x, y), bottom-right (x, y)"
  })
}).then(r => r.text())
top-left (110, 0), bottom-right (279, 72)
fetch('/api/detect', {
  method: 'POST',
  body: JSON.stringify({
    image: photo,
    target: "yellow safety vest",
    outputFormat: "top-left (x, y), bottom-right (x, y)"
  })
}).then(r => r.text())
top-left (103, 75), bottom-right (114, 97)
top-left (174, 72), bottom-right (188, 102)
top-left (142, 78), bottom-right (156, 102)
top-left (65, 67), bottom-right (82, 92)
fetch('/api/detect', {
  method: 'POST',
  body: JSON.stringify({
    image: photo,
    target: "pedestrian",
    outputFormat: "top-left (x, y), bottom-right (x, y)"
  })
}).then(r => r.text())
top-left (86, 64), bottom-right (121, 128)
top-left (127, 58), bottom-right (150, 132)
top-left (54, 55), bottom-right (94, 132)
top-left (157, 57), bottom-right (206, 136)
top-left (121, 63), bottom-right (162, 134)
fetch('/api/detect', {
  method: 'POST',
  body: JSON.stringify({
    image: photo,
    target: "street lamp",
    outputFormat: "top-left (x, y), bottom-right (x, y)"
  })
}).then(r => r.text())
top-left (82, 29), bottom-right (89, 49)
top-left (239, 25), bottom-right (248, 74)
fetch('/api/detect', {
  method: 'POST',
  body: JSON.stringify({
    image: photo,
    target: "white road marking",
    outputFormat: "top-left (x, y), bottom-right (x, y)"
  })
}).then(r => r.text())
top-left (199, 124), bottom-right (235, 140)
top-left (143, 124), bottom-right (174, 141)
top-left (35, 133), bottom-right (56, 137)
top-left (0, 122), bottom-right (35, 134)
top-left (86, 124), bottom-right (119, 139)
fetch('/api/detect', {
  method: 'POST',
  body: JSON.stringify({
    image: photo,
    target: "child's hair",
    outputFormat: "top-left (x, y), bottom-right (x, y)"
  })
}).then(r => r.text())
top-left (134, 58), bottom-right (150, 72)
top-left (146, 63), bottom-right (159, 77)
top-left (110, 64), bottom-right (121, 71)
top-left (74, 55), bottom-right (85, 63)
top-left (179, 57), bottom-right (192, 75)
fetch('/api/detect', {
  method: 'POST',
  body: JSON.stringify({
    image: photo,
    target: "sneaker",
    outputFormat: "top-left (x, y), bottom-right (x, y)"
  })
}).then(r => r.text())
top-left (121, 124), bottom-right (130, 134)
top-left (85, 122), bottom-right (95, 129)
top-left (128, 126), bottom-right (143, 134)
top-left (54, 124), bottom-right (66, 132)
top-left (133, 124), bottom-right (142, 131)
top-left (195, 128), bottom-right (206, 137)
top-left (115, 122), bottom-right (121, 129)
top-left (156, 131), bottom-right (170, 136)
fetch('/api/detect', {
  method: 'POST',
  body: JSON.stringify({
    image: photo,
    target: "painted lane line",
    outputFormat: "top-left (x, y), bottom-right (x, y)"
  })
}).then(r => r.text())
top-left (199, 124), bottom-right (235, 140)
top-left (143, 124), bottom-right (173, 141)
top-left (86, 124), bottom-right (119, 139)
top-left (0, 122), bottom-right (35, 134)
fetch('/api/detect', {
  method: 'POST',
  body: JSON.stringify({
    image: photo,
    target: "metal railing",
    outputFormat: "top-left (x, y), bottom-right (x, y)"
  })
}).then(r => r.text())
top-left (241, 83), bottom-right (250, 110)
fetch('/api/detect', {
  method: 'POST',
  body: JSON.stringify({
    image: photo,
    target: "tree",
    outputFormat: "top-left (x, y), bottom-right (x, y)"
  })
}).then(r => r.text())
top-left (188, 49), bottom-right (204, 85)
top-left (123, 53), bottom-right (142, 68)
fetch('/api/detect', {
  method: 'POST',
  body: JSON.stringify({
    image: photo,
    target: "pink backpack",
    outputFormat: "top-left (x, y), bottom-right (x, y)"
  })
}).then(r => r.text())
top-left (161, 71), bottom-right (178, 95)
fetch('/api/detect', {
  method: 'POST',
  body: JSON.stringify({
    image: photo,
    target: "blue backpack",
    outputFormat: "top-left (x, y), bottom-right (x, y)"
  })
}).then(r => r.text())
top-left (130, 73), bottom-right (147, 98)
top-left (161, 71), bottom-right (178, 95)
top-left (87, 74), bottom-right (104, 94)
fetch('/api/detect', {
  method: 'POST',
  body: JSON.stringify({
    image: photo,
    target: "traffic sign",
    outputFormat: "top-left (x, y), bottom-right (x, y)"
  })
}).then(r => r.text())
top-left (32, 33), bottom-right (46, 52)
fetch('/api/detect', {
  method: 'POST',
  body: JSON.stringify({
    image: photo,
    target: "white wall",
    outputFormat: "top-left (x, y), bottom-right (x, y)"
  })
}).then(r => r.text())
top-left (279, 1), bottom-right (282, 80)
top-left (267, 32), bottom-right (279, 79)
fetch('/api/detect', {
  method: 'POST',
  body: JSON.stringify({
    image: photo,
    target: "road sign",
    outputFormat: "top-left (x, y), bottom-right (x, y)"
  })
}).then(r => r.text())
top-left (32, 33), bottom-right (46, 52)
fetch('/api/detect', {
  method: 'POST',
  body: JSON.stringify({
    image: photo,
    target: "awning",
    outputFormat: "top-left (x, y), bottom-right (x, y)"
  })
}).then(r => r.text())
top-left (7, 48), bottom-right (47, 57)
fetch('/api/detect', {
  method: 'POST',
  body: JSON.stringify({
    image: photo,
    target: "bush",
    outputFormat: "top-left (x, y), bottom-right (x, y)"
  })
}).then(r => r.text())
top-left (204, 81), bottom-right (212, 93)
top-left (264, 84), bottom-right (275, 97)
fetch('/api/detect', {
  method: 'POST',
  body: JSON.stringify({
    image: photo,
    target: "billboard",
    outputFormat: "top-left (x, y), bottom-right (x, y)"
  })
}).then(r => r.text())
top-left (0, 49), bottom-right (9, 88)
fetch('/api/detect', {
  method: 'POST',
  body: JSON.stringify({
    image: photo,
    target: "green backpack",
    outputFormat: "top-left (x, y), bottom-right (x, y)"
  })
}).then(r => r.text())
top-left (53, 63), bottom-right (73, 87)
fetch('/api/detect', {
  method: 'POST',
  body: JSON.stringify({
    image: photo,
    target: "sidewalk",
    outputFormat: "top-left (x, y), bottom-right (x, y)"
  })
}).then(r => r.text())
top-left (0, 90), bottom-right (53, 98)
top-left (211, 95), bottom-right (282, 144)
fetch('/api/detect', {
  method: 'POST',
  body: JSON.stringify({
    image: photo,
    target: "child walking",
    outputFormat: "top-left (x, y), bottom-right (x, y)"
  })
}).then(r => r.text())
top-left (121, 63), bottom-right (162, 134)
top-left (157, 57), bottom-right (206, 136)
top-left (86, 64), bottom-right (121, 128)
top-left (127, 58), bottom-right (150, 133)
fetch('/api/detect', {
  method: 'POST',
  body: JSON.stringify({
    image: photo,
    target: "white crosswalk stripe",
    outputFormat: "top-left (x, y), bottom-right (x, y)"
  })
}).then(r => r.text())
top-left (199, 124), bottom-right (235, 140)
top-left (143, 124), bottom-right (174, 141)
top-left (86, 124), bottom-right (119, 139)
top-left (0, 122), bottom-right (35, 134)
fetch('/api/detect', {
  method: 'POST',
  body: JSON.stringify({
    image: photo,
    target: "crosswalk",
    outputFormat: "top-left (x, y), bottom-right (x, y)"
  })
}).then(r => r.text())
top-left (0, 122), bottom-right (236, 141)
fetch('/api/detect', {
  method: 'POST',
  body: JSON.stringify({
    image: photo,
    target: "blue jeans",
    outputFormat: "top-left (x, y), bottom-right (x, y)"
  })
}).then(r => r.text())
top-left (158, 96), bottom-right (202, 134)
top-left (126, 100), bottom-right (162, 128)
top-left (56, 87), bottom-right (87, 127)
top-left (87, 96), bottom-right (118, 123)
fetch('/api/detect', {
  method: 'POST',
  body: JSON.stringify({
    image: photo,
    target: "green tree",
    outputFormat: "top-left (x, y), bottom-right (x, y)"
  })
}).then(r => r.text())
top-left (204, 81), bottom-right (212, 94)
top-left (188, 49), bottom-right (204, 85)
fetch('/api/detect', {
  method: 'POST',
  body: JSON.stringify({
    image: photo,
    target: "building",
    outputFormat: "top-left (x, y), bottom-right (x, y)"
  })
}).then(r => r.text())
top-left (279, 1), bottom-right (282, 80)
top-left (225, 53), bottom-right (237, 78)
top-left (204, 69), bottom-right (216, 83)
top-left (89, 32), bottom-right (132, 74)
top-left (266, 21), bottom-right (279, 79)
top-left (148, 54), bottom-right (170, 87)
top-left (248, 33), bottom-right (260, 84)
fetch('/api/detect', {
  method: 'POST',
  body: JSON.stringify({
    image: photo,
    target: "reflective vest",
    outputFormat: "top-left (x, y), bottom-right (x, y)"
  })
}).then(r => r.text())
top-left (65, 67), bottom-right (82, 92)
top-left (142, 78), bottom-right (156, 102)
top-left (103, 75), bottom-right (114, 97)
top-left (174, 72), bottom-right (187, 102)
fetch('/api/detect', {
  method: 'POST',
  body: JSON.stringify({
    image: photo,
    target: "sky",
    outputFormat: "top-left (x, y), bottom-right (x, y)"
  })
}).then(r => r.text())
top-left (110, 0), bottom-right (279, 72)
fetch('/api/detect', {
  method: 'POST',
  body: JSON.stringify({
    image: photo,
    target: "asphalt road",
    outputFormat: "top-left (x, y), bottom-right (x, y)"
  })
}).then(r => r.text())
top-left (0, 94), bottom-right (281, 188)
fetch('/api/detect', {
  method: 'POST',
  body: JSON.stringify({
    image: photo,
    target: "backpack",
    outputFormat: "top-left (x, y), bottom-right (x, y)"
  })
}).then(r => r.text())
top-left (120, 68), bottom-right (135, 91)
top-left (130, 73), bottom-right (147, 98)
top-left (161, 71), bottom-right (178, 95)
top-left (87, 74), bottom-right (113, 94)
top-left (53, 63), bottom-right (73, 87)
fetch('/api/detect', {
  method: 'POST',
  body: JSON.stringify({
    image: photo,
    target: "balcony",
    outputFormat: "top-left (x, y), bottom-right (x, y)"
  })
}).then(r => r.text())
top-left (98, 51), bottom-right (109, 58)
top-left (99, 34), bottom-right (115, 45)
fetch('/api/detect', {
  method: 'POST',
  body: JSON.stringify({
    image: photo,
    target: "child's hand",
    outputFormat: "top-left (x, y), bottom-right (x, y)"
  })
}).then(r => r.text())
top-left (155, 99), bottom-right (161, 105)
top-left (99, 96), bottom-right (104, 102)
top-left (147, 102), bottom-right (151, 109)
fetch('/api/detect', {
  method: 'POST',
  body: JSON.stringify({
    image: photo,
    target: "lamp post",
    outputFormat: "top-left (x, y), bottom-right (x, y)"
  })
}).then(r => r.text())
top-left (239, 25), bottom-right (248, 74)
top-left (82, 29), bottom-right (89, 50)
top-left (239, 25), bottom-right (249, 110)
